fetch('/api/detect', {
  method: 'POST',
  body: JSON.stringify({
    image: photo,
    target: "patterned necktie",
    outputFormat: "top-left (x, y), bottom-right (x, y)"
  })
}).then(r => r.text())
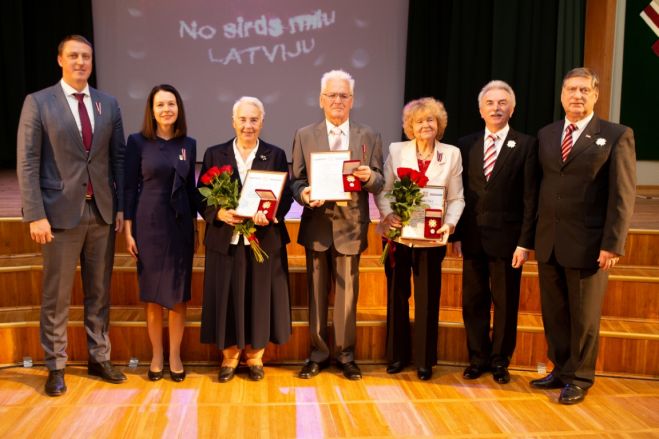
top-left (74, 93), bottom-right (94, 197)
top-left (561, 123), bottom-right (577, 162)
top-left (483, 134), bottom-right (498, 181)
top-left (329, 127), bottom-right (342, 151)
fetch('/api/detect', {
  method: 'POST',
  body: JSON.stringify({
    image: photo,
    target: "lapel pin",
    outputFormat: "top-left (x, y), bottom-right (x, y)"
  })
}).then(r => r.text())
top-left (585, 134), bottom-right (591, 139)
top-left (260, 154), bottom-right (267, 161)
top-left (596, 138), bottom-right (607, 146)
top-left (436, 151), bottom-right (443, 162)
top-left (507, 140), bottom-right (516, 148)
top-left (95, 102), bottom-right (102, 115)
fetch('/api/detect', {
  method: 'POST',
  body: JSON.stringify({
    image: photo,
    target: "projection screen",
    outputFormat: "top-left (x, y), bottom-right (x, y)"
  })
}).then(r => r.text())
top-left (91, 0), bottom-right (409, 160)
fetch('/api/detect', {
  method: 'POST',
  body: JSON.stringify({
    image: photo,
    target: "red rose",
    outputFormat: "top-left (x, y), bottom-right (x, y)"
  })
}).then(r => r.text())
top-left (415, 173), bottom-right (429, 188)
top-left (200, 166), bottom-right (221, 185)
top-left (219, 165), bottom-right (233, 175)
top-left (397, 167), bottom-right (414, 179)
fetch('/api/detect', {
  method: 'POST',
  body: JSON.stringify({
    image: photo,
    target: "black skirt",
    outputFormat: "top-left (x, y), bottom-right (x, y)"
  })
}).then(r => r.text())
top-left (200, 243), bottom-right (292, 349)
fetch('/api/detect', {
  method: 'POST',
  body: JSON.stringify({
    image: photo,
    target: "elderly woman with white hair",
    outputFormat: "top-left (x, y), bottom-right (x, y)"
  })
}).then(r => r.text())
top-left (198, 96), bottom-right (293, 382)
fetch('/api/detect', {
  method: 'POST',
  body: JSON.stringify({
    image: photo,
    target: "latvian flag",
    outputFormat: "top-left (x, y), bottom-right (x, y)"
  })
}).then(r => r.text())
top-left (641, 0), bottom-right (659, 56)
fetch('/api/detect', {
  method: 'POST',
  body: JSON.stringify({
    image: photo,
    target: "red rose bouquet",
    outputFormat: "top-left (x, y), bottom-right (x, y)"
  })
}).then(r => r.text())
top-left (198, 165), bottom-right (268, 263)
top-left (379, 167), bottom-right (429, 264)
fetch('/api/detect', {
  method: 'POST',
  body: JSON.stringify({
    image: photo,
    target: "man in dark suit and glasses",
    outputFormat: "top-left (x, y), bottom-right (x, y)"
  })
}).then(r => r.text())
top-left (454, 80), bottom-right (539, 385)
top-left (291, 69), bottom-right (384, 380)
top-left (531, 68), bottom-right (636, 404)
top-left (17, 35), bottom-right (127, 396)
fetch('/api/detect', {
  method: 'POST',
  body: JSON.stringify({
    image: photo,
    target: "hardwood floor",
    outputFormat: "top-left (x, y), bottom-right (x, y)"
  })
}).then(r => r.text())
top-left (1, 365), bottom-right (658, 438)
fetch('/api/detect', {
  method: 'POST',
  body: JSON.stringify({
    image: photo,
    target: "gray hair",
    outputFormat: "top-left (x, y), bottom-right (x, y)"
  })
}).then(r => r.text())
top-left (478, 80), bottom-right (516, 108)
top-left (320, 69), bottom-right (355, 94)
top-left (232, 96), bottom-right (265, 120)
top-left (562, 67), bottom-right (599, 90)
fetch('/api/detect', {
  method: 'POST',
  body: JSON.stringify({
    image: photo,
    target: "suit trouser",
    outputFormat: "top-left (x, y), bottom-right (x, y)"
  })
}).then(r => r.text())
top-left (41, 200), bottom-right (115, 370)
top-left (305, 246), bottom-right (360, 364)
top-left (461, 256), bottom-right (522, 367)
top-left (537, 253), bottom-right (608, 389)
top-left (384, 244), bottom-right (446, 369)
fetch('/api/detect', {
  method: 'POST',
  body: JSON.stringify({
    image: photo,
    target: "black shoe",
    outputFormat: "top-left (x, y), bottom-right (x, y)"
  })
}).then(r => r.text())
top-left (248, 365), bottom-right (265, 381)
top-left (45, 369), bottom-right (67, 396)
top-left (338, 361), bottom-right (362, 380)
top-left (169, 369), bottom-right (186, 382)
top-left (298, 360), bottom-right (330, 379)
top-left (417, 367), bottom-right (433, 381)
top-left (530, 372), bottom-right (564, 389)
top-left (492, 365), bottom-right (510, 384)
top-left (463, 364), bottom-right (489, 380)
top-left (218, 366), bottom-right (236, 383)
top-left (386, 361), bottom-right (407, 374)
top-left (88, 360), bottom-right (127, 384)
top-left (148, 369), bottom-right (164, 381)
top-left (558, 384), bottom-right (587, 404)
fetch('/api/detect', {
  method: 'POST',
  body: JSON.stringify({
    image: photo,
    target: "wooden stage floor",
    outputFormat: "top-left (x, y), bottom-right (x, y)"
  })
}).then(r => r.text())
top-left (1, 364), bottom-right (658, 438)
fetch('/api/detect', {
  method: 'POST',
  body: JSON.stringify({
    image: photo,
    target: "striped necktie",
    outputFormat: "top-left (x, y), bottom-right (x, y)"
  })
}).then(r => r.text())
top-left (561, 124), bottom-right (577, 162)
top-left (483, 134), bottom-right (498, 181)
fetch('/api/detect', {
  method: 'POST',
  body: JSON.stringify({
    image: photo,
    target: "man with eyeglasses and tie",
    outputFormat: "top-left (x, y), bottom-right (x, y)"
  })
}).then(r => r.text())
top-left (291, 69), bottom-right (384, 380)
top-left (17, 35), bottom-right (127, 396)
top-left (453, 80), bottom-right (539, 386)
top-left (531, 68), bottom-right (636, 404)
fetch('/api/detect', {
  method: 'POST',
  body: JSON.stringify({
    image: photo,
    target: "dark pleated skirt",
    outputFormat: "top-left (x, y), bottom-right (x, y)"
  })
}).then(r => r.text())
top-left (200, 243), bottom-right (292, 349)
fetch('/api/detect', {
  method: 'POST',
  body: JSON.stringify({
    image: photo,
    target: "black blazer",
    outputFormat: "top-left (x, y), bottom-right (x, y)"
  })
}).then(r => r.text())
top-left (454, 128), bottom-right (539, 258)
top-left (535, 116), bottom-right (636, 268)
top-left (198, 139), bottom-right (293, 255)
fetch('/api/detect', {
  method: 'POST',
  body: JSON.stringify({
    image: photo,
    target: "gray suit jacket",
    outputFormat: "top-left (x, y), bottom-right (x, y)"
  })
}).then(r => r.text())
top-left (17, 82), bottom-right (125, 228)
top-left (291, 120), bottom-right (384, 255)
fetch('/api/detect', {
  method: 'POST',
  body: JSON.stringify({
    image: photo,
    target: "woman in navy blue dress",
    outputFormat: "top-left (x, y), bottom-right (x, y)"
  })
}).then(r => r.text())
top-left (124, 84), bottom-right (197, 382)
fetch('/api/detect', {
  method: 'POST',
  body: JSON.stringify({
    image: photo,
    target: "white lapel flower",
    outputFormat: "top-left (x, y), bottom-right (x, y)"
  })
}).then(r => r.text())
top-left (595, 138), bottom-right (607, 146)
top-left (506, 140), bottom-right (516, 148)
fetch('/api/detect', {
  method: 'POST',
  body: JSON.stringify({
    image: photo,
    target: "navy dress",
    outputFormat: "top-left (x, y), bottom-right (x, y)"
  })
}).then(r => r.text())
top-left (124, 133), bottom-right (197, 309)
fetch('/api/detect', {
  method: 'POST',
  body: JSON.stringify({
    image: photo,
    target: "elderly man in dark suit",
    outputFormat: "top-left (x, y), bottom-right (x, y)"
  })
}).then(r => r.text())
top-left (454, 80), bottom-right (538, 384)
top-left (531, 68), bottom-right (636, 404)
top-left (17, 35), bottom-right (127, 396)
top-left (291, 69), bottom-right (384, 380)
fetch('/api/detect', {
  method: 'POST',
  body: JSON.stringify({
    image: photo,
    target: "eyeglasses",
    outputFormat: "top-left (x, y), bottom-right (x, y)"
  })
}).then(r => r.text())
top-left (322, 93), bottom-right (352, 101)
top-left (564, 86), bottom-right (594, 96)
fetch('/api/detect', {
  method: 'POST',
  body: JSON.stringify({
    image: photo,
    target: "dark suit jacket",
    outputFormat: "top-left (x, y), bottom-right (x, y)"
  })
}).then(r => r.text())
top-left (455, 128), bottom-right (539, 258)
top-left (198, 139), bottom-right (293, 255)
top-left (17, 82), bottom-right (125, 228)
top-left (535, 116), bottom-right (636, 268)
top-left (291, 120), bottom-right (384, 255)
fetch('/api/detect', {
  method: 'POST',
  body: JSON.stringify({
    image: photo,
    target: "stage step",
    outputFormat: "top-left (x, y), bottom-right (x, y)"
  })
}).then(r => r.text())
top-left (1, 306), bottom-right (657, 377)
top-left (1, 218), bottom-right (657, 378)
top-left (2, 255), bottom-right (657, 321)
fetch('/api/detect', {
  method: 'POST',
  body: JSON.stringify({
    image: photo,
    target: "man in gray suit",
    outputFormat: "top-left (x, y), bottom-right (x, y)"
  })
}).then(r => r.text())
top-left (17, 35), bottom-right (127, 396)
top-left (292, 69), bottom-right (384, 380)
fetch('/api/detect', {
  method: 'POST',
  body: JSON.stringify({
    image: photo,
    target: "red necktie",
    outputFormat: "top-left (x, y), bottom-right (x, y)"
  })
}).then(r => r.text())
top-left (561, 124), bottom-right (577, 162)
top-left (483, 134), bottom-right (497, 181)
top-left (74, 93), bottom-right (94, 197)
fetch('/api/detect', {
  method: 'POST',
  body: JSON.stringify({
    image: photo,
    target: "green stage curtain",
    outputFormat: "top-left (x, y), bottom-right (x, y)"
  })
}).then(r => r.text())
top-left (404, 0), bottom-right (585, 144)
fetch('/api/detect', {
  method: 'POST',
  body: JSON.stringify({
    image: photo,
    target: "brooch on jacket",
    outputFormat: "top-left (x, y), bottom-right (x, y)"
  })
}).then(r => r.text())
top-left (259, 154), bottom-right (268, 161)
top-left (507, 140), bottom-right (516, 148)
top-left (596, 138), bottom-right (607, 146)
